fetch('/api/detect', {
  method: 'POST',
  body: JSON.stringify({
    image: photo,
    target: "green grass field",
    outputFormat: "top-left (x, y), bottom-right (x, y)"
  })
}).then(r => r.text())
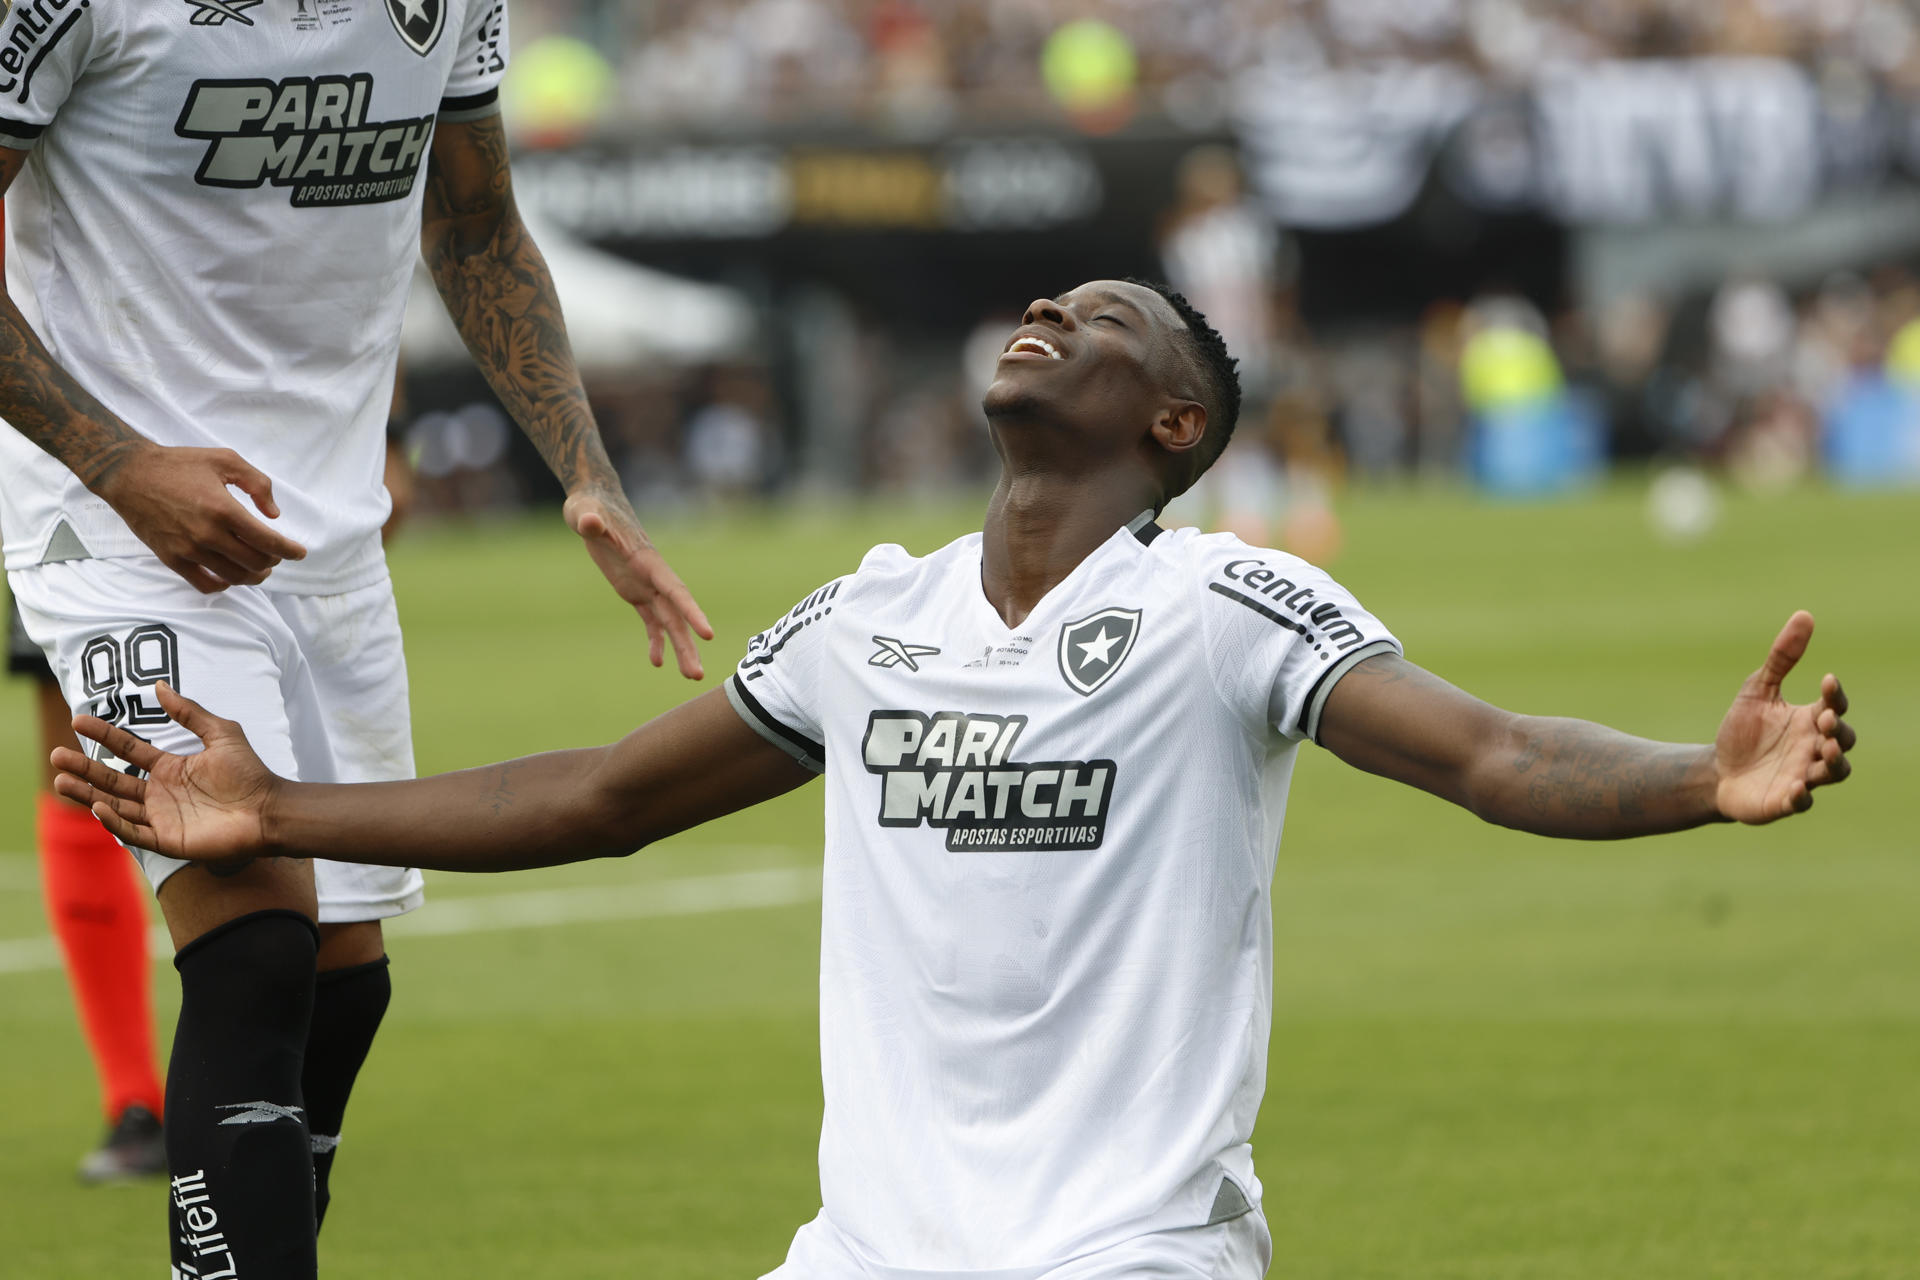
top-left (2, 483), bottom-right (1915, 1278)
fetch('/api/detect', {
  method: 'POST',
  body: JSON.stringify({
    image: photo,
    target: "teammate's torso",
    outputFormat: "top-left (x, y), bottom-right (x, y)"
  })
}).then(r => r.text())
top-left (0, 1), bottom-right (507, 591)
top-left (78, 2), bottom-right (489, 209)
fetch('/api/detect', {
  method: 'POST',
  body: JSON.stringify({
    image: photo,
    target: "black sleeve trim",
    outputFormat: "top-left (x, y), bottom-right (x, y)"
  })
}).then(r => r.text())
top-left (1299, 639), bottom-right (1400, 745)
top-left (0, 116), bottom-right (46, 149)
top-left (437, 88), bottom-right (500, 119)
top-left (725, 674), bottom-right (825, 773)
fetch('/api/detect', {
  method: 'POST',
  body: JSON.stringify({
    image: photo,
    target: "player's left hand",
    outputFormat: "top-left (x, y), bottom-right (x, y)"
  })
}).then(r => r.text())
top-left (563, 489), bottom-right (714, 680)
top-left (1712, 611), bottom-right (1855, 823)
top-left (51, 683), bottom-right (279, 866)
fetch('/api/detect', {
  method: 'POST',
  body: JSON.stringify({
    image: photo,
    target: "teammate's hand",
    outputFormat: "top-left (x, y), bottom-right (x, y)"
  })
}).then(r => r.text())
top-left (96, 443), bottom-right (307, 594)
top-left (1712, 611), bottom-right (1856, 823)
top-left (563, 489), bottom-right (714, 680)
top-left (51, 682), bottom-right (280, 865)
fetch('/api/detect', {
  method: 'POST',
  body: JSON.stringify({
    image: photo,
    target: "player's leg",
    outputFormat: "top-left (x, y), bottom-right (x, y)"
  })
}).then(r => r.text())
top-left (156, 860), bottom-right (322, 1275)
top-left (14, 601), bottom-right (166, 1181)
top-left (14, 558), bottom-right (327, 1278)
top-left (274, 580), bottom-right (423, 1233)
top-left (34, 678), bottom-right (168, 1179)
top-left (304, 920), bottom-right (391, 1231)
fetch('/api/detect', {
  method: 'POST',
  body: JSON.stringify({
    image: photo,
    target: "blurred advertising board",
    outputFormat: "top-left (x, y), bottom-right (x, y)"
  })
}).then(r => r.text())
top-left (511, 130), bottom-right (1217, 325)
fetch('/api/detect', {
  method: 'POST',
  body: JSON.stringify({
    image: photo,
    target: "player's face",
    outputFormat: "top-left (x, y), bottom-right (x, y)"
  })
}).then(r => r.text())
top-left (982, 280), bottom-right (1188, 446)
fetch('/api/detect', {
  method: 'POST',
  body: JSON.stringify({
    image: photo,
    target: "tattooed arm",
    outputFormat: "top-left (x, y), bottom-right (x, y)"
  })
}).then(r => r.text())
top-left (0, 150), bottom-right (305, 593)
top-left (1317, 612), bottom-right (1855, 837)
top-left (54, 685), bottom-right (814, 873)
top-left (421, 114), bottom-right (713, 678)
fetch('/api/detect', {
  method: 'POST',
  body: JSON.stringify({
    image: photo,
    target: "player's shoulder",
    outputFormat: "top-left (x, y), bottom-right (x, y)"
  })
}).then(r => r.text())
top-left (757, 533), bottom-right (976, 628)
top-left (845, 532), bottom-right (980, 591)
top-left (1148, 525), bottom-right (1374, 644)
top-left (1143, 525), bottom-right (1327, 594)
top-left (0, 0), bottom-right (109, 46)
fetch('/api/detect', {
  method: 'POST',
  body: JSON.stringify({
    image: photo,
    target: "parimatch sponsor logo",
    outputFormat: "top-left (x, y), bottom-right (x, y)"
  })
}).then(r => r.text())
top-left (175, 75), bottom-right (434, 207)
top-left (863, 710), bottom-right (1116, 851)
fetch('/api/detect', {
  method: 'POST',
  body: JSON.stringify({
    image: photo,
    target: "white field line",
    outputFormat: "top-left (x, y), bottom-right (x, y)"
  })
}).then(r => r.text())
top-left (0, 864), bottom-right (821, 978)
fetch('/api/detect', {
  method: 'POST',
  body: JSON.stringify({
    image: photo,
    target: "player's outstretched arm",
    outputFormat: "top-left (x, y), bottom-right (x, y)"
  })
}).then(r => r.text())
top-left (420, 114), bottom-right (713, 679)
top-left (0, 150), bottom-right (304, 594)
top-left (1317, 611), bottom-right (1855, 838)
top-left (51, 683), bottom-right (813, 873)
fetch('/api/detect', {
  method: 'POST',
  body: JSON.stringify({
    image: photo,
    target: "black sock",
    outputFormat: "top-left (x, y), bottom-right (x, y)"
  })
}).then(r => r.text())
top-left (303, 955), bottom-right (392, 1232)
top-left (167, 909), bottom-right (319, 1279)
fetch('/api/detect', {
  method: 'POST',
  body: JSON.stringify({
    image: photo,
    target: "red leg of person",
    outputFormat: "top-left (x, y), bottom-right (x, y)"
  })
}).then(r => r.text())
top-left (38, 793), bottom-right (165, 1121)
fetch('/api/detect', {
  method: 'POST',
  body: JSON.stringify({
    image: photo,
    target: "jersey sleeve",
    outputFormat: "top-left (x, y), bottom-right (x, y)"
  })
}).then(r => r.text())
top-left (1197, 542), bottom-right (1401, 745)
top-left (0, 0), bottom-right (105, 151)
top-left (439, 0), bottom-right (509, 122)
top-left (724, 577), bottom-right (847, 774)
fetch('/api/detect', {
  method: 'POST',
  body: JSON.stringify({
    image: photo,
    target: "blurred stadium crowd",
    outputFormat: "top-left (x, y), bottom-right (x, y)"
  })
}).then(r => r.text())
top-left (516, 0), bottom-right (1920, 128)
top-left (399, 1), bottom-right (1920, 521)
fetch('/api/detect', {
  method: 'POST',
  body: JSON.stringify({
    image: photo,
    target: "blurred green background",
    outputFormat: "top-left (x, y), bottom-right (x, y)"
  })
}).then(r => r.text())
top-left (2, 483), bottom-right (1914, 1278)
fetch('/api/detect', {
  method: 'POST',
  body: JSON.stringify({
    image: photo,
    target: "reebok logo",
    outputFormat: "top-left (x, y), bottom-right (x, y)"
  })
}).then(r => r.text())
top-left (214, 1100), bottom-right (304, 1126)
top-left (869, 637), bottom-right (941, 672)
top-left (175, 75), bottom-right (434, 207)
top-left (182, 0), bottom-right (263, 26)
top-left (864, 711), bottom-right (1116, 851)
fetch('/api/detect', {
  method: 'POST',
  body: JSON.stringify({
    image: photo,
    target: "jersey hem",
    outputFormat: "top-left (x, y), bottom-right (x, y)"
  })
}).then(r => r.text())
top-left (2, 545), bottom-right (392, 597)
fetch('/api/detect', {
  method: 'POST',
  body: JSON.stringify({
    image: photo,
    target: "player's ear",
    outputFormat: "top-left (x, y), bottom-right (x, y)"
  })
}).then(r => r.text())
top-left (1150, 402), bottom-right (1207, 456)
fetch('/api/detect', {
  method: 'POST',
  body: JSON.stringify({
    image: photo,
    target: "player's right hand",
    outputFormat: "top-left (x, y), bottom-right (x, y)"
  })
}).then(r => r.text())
top-left (52, 682), bottom-right (279, 864)
top-left (98, 443), bottom-right (307, 594)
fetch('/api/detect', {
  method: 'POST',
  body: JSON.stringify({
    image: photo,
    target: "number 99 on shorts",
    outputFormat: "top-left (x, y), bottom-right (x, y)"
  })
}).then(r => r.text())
top-left (80, 624), bottom-right (182, 729)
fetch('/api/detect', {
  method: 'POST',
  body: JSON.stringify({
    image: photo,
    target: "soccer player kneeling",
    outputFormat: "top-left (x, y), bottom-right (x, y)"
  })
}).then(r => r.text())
top-left (56, 280), bottom-right (1855, 1280)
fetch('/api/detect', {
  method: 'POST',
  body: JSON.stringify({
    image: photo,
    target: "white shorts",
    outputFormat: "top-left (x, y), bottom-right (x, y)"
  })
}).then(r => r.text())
top-left (762, 1210), bottom-right (1271, 1280)
top-left (10, 557), bottom-right (425, 923)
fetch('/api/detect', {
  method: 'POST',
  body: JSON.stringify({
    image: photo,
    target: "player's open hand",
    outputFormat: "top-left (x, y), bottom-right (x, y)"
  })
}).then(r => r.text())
top-left (98, 443), bottom-right (308, 594)
top-left (563, 489), bottom-right (714, 680)
top-left (1712, 611), bottom-right (1856, 823)
top-left (51, 683), bottom-right (280, 865)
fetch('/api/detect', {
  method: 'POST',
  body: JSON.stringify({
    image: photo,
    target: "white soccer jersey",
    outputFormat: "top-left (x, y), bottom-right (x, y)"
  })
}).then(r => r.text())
top-left (0, 0), bottom-right (507, 592)
top-left (728, 515), bottom-right (1401, 1274)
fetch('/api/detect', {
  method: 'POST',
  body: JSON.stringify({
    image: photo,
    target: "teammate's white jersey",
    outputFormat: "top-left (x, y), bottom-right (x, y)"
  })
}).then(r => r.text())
top-left (728, 515), bottom-right (1400, 1274)
top-left (0, 0), bottom-right (507, 592)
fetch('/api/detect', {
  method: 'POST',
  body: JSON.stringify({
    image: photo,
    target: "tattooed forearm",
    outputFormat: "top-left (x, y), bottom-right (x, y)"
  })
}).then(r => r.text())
top-left (0, 148), bottom-right (152, 492)
top-left (0, 296), bottom-right (152, 492)
top-left (421, 114), bottom-right (624, 503)
top-left (1490, 718), bottom-right (1716, 838)
top-left (488, 759), bottom-right (526, 816)
top-left (1321, 653), bottom-right (1725, 841)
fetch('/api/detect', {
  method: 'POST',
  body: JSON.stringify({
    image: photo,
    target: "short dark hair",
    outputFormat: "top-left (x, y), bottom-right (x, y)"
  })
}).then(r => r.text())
top-left (1123, 278), bottom-right (1242, 499)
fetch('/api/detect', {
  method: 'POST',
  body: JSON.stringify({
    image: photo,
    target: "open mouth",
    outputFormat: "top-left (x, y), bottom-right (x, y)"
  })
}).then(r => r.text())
top-left (1002, 334), bottom-right (1065, 361)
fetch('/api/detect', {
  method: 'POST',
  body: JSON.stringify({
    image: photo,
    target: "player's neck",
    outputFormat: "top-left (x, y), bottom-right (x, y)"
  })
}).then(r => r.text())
top-left (980, 473), bottom-right (1156, 629)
